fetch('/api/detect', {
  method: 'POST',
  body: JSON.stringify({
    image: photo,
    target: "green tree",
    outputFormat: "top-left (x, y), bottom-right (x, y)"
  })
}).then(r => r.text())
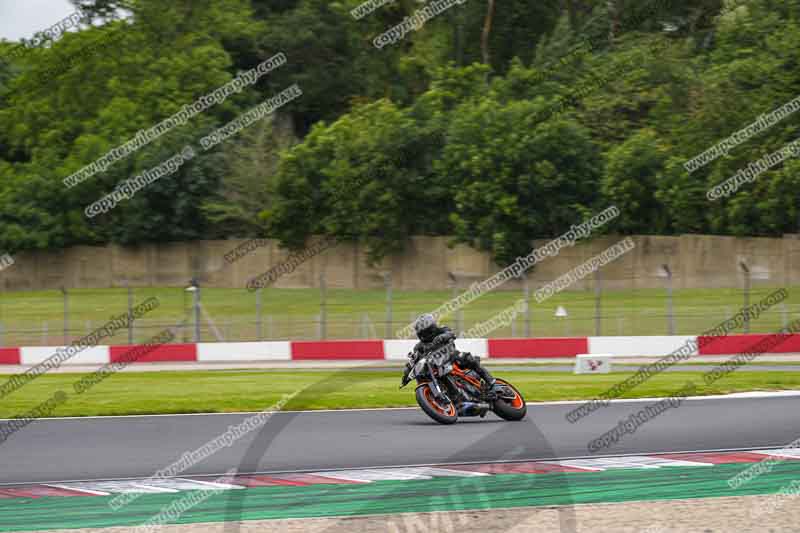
top-left (0, 1), bottom-right (259, 250)
top-left (267, 99), bottom-right (446, 264)
top-left (602, 129), bottom-right (670, 234)
top-left (202, 114), bottom-right (297, 236)
top-left (440, 97), bottom-right (603, 265)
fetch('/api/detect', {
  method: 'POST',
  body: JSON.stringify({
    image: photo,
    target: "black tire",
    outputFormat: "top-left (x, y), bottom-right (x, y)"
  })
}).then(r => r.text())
top-left (492, 379), bottom-right (527, 421)
top-left (415, 384), bottom-right (458, 425)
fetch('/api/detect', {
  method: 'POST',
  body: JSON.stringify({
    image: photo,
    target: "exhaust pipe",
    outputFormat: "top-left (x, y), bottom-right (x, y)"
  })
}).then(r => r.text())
top-left (458, 402), bottom-right (490, 417)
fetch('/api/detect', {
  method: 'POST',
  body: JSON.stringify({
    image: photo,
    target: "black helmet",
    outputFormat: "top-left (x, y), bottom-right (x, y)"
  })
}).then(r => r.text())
top-left (414, 313), bottom-right (438, 342)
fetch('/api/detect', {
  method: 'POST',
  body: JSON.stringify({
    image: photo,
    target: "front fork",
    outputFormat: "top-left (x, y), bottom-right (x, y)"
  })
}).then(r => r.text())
top-left (426, 376), bottom-right (449, 402)
top-left (421, 361), bottom-right (451, 403)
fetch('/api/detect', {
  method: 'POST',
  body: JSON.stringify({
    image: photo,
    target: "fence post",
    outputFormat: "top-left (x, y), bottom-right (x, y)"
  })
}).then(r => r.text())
top-left (186, 280), bottom-right (200, 342)
top-left (782, 301), bottom-right (789, 331)
top-left (256, 288), bottom-right (263, 341)
top-left (195, 285), bottom-right (202, 342)
top-left (319, 272), bottom-right (327, 340)
top-left (594, 271), bottom-right (601, 336)
top-left (740, 262), bottom-right (750, 333)
top-left (384, 272), bottom-right (392, 339)
top-left (662, 264), bottom-right (674, 335)
top-left (448, 272), bottom-right (463, 334)
top-left (61, 286), bottom-right (69, 344)
top-left (126, 281), bottom-right (134, 344)
top-left (523, 274), bottom-right (531, 337)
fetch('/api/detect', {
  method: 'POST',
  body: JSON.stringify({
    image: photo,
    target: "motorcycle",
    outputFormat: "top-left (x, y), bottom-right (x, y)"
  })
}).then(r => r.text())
top-left (400, 341), bottom-right (527, 425)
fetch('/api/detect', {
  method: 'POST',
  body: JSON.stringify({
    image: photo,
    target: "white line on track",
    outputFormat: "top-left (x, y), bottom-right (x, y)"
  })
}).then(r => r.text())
top-left (0, 444), bottom-right (791, 488)
top-left (538, 390), bottom-right (800, 405)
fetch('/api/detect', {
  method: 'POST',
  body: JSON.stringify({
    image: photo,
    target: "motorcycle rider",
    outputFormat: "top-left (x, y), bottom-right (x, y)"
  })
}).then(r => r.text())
top-left (404, 313), bottom-right (501, 394)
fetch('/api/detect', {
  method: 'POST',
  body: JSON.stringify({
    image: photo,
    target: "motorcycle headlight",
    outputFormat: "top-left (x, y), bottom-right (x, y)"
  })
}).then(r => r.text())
top-left (414, 358), bottom-right (427, 375)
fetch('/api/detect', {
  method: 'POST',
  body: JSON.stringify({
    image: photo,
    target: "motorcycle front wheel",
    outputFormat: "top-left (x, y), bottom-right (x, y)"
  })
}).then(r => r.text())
top-left (415, 383), bottom-right (458, 425)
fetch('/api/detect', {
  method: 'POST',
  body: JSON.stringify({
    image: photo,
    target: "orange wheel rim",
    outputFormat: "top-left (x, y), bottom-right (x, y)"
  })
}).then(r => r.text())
top-left (423, 387), bottom-right (455, 416)
top-left (510, 392), bottom-right (524, 409)
top-left (498, 380), bottom-right (524, 409)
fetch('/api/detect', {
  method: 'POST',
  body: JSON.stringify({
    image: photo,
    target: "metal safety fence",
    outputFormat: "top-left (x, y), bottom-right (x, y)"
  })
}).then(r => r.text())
top-left (0, 276), bottom-right (797, 346)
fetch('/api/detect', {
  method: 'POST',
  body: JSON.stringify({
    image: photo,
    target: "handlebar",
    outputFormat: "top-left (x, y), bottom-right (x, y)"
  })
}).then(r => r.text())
top-left (400, 359), bottom-right (412, 388)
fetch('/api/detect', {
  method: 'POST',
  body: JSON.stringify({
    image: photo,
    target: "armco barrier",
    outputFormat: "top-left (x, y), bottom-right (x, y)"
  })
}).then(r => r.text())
top-left (456, 338), bottom-right (490, 358)
top-left (382, 338), bottom-right (489, 361)
top-left (20, 346), bottom-right (110, 365)
top-left (197, 341), bottom-right (290, 362)
top-left (488, 337), bottom-right (588, 358)
top-left (588, 336), bottom-right (698, 357)
top-left (2, 335), bottom-right (800, 365)
top-left (0, 348), bottom-right (20, 365)
top-left (110, 343), bottom-right (196, 363)
top-left (291, 340), bottom-right (384, 360)
top-left (697, 333), bottom-right (800, 355)
top-left (383, 339), bottom-right (418, 361)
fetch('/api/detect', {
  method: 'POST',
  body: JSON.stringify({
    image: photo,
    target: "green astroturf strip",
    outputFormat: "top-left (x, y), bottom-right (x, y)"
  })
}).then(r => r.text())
top-left (2, 462), bottom-right (800, 531)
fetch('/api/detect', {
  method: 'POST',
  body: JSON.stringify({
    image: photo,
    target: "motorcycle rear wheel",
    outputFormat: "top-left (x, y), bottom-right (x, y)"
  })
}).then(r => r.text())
top-left (415, 384), bottom-right (458, 425)
top-left (492, 379), bottom-right (527, 421)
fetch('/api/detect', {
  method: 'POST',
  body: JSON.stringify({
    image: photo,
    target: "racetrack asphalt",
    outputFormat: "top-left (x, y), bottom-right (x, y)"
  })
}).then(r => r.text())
top-left (2, 394), bottom-right (799, 485)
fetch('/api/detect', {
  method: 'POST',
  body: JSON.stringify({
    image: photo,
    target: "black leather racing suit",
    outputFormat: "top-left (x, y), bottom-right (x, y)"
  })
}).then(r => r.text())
top-left (410, 325), bottom-right (495, 386)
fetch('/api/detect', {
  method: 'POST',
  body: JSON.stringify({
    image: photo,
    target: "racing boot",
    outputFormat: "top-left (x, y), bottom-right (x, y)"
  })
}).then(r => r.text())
top-left (476, 366), bottom-right (503, 400)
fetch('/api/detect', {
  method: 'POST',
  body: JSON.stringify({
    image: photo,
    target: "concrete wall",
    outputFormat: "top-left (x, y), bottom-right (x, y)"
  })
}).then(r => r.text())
top-left (2, 234), bottom-right (799, 291)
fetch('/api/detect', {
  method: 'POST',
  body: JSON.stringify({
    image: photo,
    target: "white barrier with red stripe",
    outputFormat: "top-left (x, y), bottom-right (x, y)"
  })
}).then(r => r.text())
top-left (197, 341), bottom-right (291, 362)
top-left (587, 336), bottom-right (698, 357)
top-left (20, 346), bottom-right (110, 365)
top-left (1, 334), bottom-right (800, 365)
top-left (383, 338), bottom-right (489, 361)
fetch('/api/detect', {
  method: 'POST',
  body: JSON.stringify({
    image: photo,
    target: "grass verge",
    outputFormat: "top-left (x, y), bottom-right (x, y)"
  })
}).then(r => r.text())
top-left (0, 369), bottom-right (799, 418)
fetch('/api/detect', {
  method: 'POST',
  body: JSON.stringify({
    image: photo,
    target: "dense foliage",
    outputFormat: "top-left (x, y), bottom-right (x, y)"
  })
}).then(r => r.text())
top-left (0, 0), bottom-right (797, 265)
